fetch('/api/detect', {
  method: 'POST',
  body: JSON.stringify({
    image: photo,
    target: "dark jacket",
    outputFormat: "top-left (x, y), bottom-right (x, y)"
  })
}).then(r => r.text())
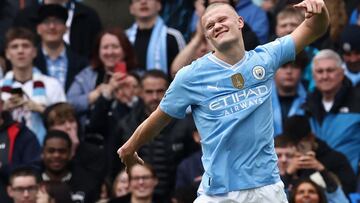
top-left (34, 45), bottom-right (88, 92)
top-left (304, 78), bottom-right (360, 174)
top-left (0, 111), bottom-right (41, 203)
top-left (13, 0), bottom-right (102, 58)
top-left (114, 100), bottom-right (197, 201)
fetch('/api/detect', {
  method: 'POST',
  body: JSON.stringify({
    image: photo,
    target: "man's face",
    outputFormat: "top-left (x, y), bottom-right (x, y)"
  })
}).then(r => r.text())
top-left (313, 58), bottom-right (344, 95)
top-left (276, 17), bottom-right (301, 37)
top-left (140, 77), bottom-right (167, 114)
top-left (342, 51), bottom-right (360, 73)
top-left (42, 137), bottom-right (71, 174)
top-left (275, 146), bottom-right (295, 175)
top-left (275, 63), bottom-right (302, 93)
top-left (5, 39), bottom-right (36, 70)
top-left (130, 0), bottom-right (161, 21)
top-left (7, 176), bottom-right (38, 203)
top-left (37, 17), bottom-right (66, 44)
top-left (202, 4), bottom-right (244, 51)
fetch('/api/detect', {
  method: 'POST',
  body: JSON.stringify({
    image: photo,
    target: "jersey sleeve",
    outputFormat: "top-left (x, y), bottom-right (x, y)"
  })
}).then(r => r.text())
top-left (160, 65), bottom-right (195, 119)
top-left (255, 35), bottom-right (296, 72)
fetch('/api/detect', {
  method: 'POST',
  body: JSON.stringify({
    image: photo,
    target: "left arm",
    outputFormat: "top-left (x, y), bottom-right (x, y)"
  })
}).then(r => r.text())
top-left (291, 0), bottom-right (330, 53)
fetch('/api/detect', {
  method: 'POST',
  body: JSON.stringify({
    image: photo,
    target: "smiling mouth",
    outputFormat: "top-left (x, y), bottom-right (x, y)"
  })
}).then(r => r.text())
top-left (215, 31), bottom-right (227, 38)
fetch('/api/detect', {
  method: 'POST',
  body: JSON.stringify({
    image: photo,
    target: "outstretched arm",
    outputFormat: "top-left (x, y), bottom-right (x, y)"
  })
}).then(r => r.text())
top-left (117, 107), bottom-right (172, 171)
top-left (291, 0), bottom-right (330, 53)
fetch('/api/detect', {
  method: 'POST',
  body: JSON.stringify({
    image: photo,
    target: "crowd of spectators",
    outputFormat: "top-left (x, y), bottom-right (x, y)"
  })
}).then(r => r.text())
top-left (0, 0), bottom-right (359, 202)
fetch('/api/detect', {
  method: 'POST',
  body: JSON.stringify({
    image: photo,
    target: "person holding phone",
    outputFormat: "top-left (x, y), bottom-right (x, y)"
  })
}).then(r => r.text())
top-left (67, 27), bottom-right (137, 126)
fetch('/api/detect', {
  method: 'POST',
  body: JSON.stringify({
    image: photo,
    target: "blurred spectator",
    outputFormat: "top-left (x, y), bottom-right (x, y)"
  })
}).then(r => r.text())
top-left (272, 52), bottom-right (308, 136)
top-left (67, 27), bottom-right (137, 127)
top-left (40, 130), bottom-right (101, 203)
top-left (0, 0), bottom-right (38, 52)
top-left (86, 72), bottom-right (140, 179)
top-left (0, 95), bottom-right (41, 203)
top-left (6, 166), bottom-right (40, 203)
top-left (126, 0), bottom-right (186, 76)
top-left (43, 102), bottom-right (106, 180)
top-left (339, 25), bottom-right (360, 86)
top-left (288, 178), bottom-right (328, 203)
top-left (0, 27), bottom-right (66, 144)
top-left (95, 178), bottom-right (112, 203)
top-left (282, 116), bottom-right (356, 195)
top-left (13, 0), bottom-right (102, 58)
top-left (108, 163), bottom-right (158, 203)
top-left (34, 4), bottom-right (88, 92)
top-left (175, 127), bottom-right (203, 190)
top-left (36, 181), bottom-right (73, 203)
top-left (273, 6), bottom-right (317, 91)
top-left (235, 0), bottom-right (269, 43)
top-left (114, 70), bottom-right (196, 201)
top-left (304, 49), bottom-right (360, 174)
top-left (112, 170), bottom-right (129, 198)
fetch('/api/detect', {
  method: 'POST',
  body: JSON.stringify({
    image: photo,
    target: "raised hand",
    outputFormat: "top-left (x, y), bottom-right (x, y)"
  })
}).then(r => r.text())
top-left (293, 0), bottom-right (326, 19)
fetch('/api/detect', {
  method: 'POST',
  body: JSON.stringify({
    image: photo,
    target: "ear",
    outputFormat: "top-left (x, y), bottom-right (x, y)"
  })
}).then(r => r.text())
top-left (36, 24), bottom-right (41, 35)
top-left (129, 4), bottom-right (135, 16)
top-left (237, 16), bottom-right (245, 30)
top-left (7, 186), bottom-right (13, 198)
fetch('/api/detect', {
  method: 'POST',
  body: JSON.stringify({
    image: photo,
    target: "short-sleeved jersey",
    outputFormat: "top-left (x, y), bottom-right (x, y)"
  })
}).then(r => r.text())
top-left (160, 35), bottom-right (295, 195)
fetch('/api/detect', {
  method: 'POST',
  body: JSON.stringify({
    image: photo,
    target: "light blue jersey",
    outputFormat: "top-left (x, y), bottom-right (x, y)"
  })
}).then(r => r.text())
top-left (160, 35), bottom-right (295, 195)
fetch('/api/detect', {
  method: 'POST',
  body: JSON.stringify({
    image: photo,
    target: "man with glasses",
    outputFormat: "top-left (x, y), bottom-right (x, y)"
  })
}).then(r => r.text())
top-left (6, 166), bottom-right (40, 203)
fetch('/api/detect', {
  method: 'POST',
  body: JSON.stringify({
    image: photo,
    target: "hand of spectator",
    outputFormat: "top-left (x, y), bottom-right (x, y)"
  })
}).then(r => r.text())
top-left (36, 185), bottom-right (50, 203)
top-left (24, 100), bottom-right (45, 113)
top-left (194, 0), bottom-right (205, 17)
top-left (109, 72), bottom-right (127, 91)
top-left (286, 152), bottom-right (303, 175)
top-left (297, 151), bottom-right (325, 171)
top-left (294, 0), bottom-right (326, 19)
top-left (3, 95), bottom-right (26, 110)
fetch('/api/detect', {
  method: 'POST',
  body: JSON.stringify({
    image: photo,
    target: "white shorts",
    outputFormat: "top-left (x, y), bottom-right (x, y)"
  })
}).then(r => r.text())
top-left (194, 181), bottom-right (288, 203)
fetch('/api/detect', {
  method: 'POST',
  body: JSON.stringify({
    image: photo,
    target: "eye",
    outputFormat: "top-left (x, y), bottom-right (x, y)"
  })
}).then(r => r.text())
top-left (206, 23), bottom-right (214, 30)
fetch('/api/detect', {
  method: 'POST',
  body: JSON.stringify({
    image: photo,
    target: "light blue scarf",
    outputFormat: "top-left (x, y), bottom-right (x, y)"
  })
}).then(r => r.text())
top-left (127, 17), bottom-right (168, 74)
top-left (272, 82), bottom-right (307, 137)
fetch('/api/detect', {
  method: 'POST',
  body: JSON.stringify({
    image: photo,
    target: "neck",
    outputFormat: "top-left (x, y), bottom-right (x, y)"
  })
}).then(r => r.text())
top-left (131, 196), bottom-right (152, 203)
top-left (44, 169), bottom-right (70, 182)
top-left (43, 42), bottom-right (65, 60)
top-left (213, 44), bottom-right (245, 65)
top-left (13, 67), bottom-right (33, 83)
top-left (322, 92), bottom-right (335, 102)
top-left (277, 87), bottom-right (297, 97)
top-left (136, 16), bottom-right (158, 29)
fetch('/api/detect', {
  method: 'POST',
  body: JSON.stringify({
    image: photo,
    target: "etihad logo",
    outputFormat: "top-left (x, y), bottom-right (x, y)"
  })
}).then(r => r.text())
top-left (209, 85), bottom-right (269, 116)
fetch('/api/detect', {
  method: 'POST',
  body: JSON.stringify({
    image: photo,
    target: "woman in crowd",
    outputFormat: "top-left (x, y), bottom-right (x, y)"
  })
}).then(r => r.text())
top-left (67, 27), bottom-right (137, 126)
top-left (289, 179), bottom-right (328, 203)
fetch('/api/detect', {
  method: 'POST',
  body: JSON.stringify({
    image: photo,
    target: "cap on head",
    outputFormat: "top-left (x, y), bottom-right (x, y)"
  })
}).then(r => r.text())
top-left (38, 4), bottom-right (68, 24)
top-left (340, 25), bottom-right (360, 54)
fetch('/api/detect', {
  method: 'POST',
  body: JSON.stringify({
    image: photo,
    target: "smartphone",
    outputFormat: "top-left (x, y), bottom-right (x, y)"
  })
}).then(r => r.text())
top-left (10, 88), bottom-right (23, 96)
top-left (114, 62), bottom-right (127, 74)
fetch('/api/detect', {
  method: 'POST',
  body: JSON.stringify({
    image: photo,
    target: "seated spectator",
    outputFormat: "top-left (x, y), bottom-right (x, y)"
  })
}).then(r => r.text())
top-left (40, 130), bottom-right (101, 203)
top-left (339, 25), bottom-right (360, 86)
top-left (43, 102), bottom-right (106, 180)
top-left (67, 27), bottom-right (137, 127)
top-left (282, 116), bottom-right (356, 195)
top-left (304, 49), bottom-right (360, 174)
top-left (0, 27), bottom-right (66, 144)
top-left (0, 94), bottom-right (41, 203)
top-left (6, 166), bottom-right (40, 203)
top-left (108, 163), bottom-right (158, 203)
top-left (113, 70), bottom-right (197, 200)
top-left (272, 51), bottom-right (308, 136)
top-left (289, 178), bottom-right (328, 203)
top-left (126, 0), bottom-right (186, 76)
top-left (13, 0), bottom-right (102, 58)
top-left (34, 4), bottom-right (88, 92)
top-left (112, 170), bottom-right (129, 198)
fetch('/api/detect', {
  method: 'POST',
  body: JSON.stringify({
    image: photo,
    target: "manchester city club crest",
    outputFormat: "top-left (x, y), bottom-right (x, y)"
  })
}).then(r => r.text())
top-left (252, 66), bottom-right (265, 80)
top-left (231, 73), bottom-right (244, 89)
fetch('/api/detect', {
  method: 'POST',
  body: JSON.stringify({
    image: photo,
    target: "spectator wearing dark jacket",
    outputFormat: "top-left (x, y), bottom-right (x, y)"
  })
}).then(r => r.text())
top-left (0, 108), bottom-right (41, 203)
top-left (13, 0), bottom-right (102, 58)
